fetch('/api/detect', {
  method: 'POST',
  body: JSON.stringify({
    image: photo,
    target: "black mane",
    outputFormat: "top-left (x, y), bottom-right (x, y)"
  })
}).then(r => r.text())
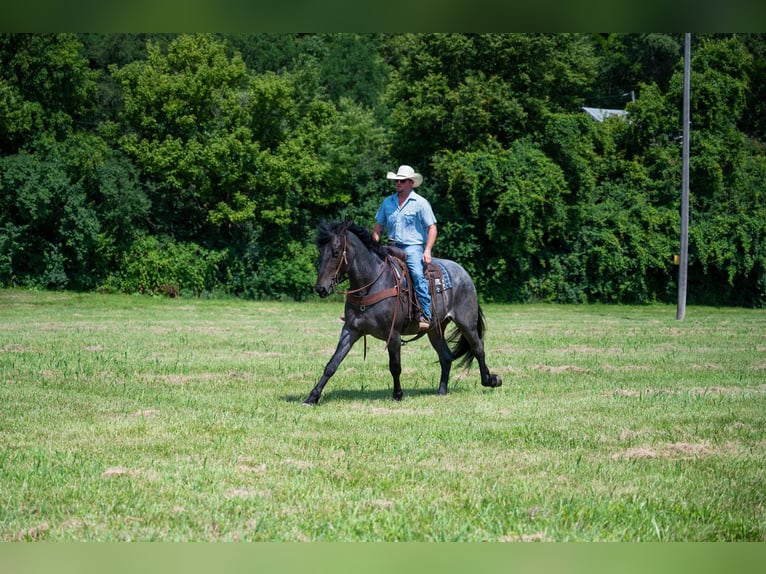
top-left (317, 220), bottom-right (387, 261)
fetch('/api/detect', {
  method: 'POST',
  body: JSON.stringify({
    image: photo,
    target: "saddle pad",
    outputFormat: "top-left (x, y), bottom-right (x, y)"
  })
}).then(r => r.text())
top-left (390, 257), bottom-right (452, 293)
top-left (428, 261), bottom-right (452, 293)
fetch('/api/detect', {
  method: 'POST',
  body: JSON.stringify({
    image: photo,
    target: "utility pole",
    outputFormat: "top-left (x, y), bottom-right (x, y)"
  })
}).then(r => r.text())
top-left (677, 33), bottom-right (691, 321)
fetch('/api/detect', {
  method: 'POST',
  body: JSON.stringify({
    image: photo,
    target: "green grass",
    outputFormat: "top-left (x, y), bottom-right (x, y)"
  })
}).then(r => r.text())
top-left (0, 289), bottom-right (764, 541)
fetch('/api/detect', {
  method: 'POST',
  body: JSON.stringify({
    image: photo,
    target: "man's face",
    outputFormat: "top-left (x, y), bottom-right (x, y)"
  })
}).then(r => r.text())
top-left (396, 179), bottom-right (413, 192)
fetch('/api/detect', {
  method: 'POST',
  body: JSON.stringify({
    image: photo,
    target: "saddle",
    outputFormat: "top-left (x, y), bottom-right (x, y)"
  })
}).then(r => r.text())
top-left (384, 245), bottom-right (448, 313)
top-left (344, 249), bottom-right (448, 351)
top-left (347, 249), bottom-right (446, 323)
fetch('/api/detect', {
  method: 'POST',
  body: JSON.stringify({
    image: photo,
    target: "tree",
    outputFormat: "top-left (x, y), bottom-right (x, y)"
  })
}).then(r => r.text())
top-left (384, 33), bottom-right (598, 171)
top-left (111, 34), bottom-right (260, 241)
top-left (432, 140), bottom-right (569, 301)
top-left (0, 33), bottom-right (98, 153)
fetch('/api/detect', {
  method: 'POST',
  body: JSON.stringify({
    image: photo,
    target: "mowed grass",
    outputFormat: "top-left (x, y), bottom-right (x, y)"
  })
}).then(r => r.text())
top-left (0, 289), bottom-right (764, 541)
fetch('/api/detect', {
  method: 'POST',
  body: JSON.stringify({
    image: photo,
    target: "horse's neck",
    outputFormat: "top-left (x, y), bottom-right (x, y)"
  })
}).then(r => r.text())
top-left (346, 235), bottom-right (386, 289)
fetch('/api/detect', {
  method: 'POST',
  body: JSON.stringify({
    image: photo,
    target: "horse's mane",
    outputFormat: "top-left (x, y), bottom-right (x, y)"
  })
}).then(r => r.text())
top-left (317, 220), bottom-right (388, 261)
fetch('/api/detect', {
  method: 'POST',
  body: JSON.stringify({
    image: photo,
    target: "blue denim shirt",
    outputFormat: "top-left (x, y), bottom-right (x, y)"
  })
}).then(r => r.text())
top-left (375, 191), bottom-right (437, 246)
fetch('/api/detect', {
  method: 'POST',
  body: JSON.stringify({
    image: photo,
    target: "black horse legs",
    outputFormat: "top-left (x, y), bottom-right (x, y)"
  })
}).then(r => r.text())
top-left (476, 350), bottom-right (502, 387)
top-left (474, 346), bottom-right (503, 388)
top-left (427, 332), bottom-right (454, 395)
top-left (304, 327), bottom-right (360, 406)
top-left (453, 314), bottom-right (503, 390)
top-left (303, 327), bottom-right (407, 404)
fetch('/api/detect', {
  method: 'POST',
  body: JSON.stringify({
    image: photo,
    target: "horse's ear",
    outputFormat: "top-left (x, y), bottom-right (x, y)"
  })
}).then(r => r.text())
top-left (317, 219), bottom-right (337, 247)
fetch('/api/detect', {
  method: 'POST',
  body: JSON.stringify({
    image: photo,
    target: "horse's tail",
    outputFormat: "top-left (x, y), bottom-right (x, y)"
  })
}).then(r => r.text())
top-left (447, 304), bottom-right (486, 368)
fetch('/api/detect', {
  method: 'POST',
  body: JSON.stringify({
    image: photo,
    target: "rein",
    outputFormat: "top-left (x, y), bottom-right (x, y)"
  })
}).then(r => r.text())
top-left (331, 232), bottom-right (390, 303)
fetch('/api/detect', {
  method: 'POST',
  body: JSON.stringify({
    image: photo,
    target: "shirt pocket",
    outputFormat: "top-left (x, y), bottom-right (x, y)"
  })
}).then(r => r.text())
top-left (402, 212), bottom-right (418, 226)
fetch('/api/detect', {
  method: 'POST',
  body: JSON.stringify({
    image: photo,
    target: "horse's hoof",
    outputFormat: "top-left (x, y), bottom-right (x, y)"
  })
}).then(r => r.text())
top-left (393, 392), bottom-right (403, 402)
top-left (482, 375), bottom-right (502, 388)
top-left (303, 397), bottom-right (318, 407)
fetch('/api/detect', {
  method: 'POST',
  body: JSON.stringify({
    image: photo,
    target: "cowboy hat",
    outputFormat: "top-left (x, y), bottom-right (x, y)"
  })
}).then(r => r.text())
top-left (386, 165), bottom-right (423, 188)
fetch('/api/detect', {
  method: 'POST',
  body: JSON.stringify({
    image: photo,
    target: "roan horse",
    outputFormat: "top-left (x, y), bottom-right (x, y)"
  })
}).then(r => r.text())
top-left (304, 220), bottom-right (502, 405)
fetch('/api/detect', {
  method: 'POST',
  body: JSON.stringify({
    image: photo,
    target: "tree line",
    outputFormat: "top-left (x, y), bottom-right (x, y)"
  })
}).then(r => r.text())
top-left (1, 33), bottom-right (764, 306)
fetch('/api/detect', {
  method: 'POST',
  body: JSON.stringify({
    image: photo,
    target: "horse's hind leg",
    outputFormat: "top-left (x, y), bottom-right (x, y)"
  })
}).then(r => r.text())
top-left (476, 349), bottom-right (502, 388)
top-left (454, 319), bottom-right (503, 389)
top-left (469, 337), bottom-right (502, 388)
top-left (428, 332), bottom-right (453, 395)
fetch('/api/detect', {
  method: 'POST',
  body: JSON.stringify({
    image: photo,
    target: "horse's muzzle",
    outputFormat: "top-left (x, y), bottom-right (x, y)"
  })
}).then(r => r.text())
top-left (315, 283), bottom-right (333, 298)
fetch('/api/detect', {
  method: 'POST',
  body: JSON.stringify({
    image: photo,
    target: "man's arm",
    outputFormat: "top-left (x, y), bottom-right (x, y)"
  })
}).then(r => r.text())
top-left (423, 224), bottom-right (437, 264)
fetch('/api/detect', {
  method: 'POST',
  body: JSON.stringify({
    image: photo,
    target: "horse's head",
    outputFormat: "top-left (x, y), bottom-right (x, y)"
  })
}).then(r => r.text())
top-left (315, 221), bottom-right (348, 298)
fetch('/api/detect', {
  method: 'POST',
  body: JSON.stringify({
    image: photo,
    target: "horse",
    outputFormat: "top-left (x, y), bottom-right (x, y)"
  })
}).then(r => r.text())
top-left (303, 220), bottom-right (502, 406)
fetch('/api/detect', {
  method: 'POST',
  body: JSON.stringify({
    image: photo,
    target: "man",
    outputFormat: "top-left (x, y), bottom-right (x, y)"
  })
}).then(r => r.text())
top-left (372, 165), bottom-right (437, 331)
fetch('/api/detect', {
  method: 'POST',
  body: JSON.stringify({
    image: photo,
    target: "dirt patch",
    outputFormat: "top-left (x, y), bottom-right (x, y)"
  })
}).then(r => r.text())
top-left (500, 532), bottom-right (548, 542)
top-left (225, 488), bottom-right (272, 500)
top-left (225, 488), bottom-right (258, 499)
top-left (667, 442), bottom-right (716, 457)
top-left (612, 389), bottom-right (642, 397)
top-left (615, 446), bottom-right (659, 460)
top-left (535, 365), bottom-right (588, 374)
top-left (13, 522), bottom-right (49, 541)
top-left (603, 364), bottom-right (652, 372)
top-left (236, 456), bottom-right (267, 473)
top-left (130, 409), bottom-right (160, 418)
top-left (363, 499), bottom-right (395, 510)
top-left (158, 373), bottom-right (225, 384)
top-left (691, 363), bottom-right (722, 370)
top-left (552, 345), bottom-right (624, 355)
top-left (612, 442), bottom-right (717, 461)
top-left (1, 344), bottom-right (27, 353)
top-left (611, 386), bottom-right (765, 398)
top-left (102, 466), bottom-right (141, 478)
top-left (283, 458), bottom-right (313, 470)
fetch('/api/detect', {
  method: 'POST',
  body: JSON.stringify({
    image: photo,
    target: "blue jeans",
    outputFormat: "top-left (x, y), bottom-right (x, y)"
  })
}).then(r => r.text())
top-left (399, 243), bottom-right (431, 320)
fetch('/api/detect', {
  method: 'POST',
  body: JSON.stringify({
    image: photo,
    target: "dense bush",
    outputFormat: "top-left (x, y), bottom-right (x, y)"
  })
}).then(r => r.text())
top-left (100, 236), bottom-right (225, 297)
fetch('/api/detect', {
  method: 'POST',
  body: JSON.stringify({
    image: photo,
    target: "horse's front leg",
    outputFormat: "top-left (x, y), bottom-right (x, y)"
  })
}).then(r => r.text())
top-left (387, 333), bottom-right (403, 401)
top-left (304, 326), bottom-right (361, 406)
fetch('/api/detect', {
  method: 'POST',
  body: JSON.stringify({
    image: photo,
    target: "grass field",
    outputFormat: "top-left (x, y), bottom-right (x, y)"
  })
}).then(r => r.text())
top-left (0, 289), bottom-right (764, 541)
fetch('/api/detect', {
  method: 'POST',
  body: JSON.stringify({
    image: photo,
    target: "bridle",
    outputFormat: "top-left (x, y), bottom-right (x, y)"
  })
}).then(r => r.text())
top-left (328, 233), bottom-right (349, 292)
top-left (330, 232), bottom-right (387, 302)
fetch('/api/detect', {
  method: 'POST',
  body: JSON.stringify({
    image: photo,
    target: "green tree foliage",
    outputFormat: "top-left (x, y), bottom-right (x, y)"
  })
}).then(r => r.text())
top-left (432, 140), bottom-right (569, 301)
top-left (590, 34), bottom-right (682, 107)
top-left (0, 151), bottom-right (99, 289)
top-left (100, 235), bottom-right (225, 297)
top-left (110, 34), bottom-right (257, 240)
top-left (0, 33), bottom-right (99, 152)
top-left (0, 34), bottom-right (114, 290)
top-left (0, 33), bottom-right (764, 306)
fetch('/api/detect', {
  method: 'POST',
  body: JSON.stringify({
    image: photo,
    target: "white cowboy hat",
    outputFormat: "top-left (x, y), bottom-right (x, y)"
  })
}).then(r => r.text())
top-left (386, 165), bottom-right (423, 188)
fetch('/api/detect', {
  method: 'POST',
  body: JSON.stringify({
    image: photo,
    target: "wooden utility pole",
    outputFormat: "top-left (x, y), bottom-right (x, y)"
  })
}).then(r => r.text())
top-left (677, 33), bottom-right (691, 321)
